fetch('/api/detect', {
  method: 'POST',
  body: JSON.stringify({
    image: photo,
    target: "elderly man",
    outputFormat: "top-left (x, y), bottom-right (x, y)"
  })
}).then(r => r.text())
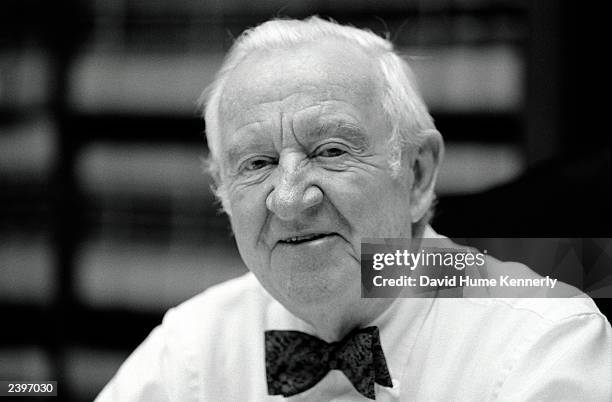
top-left (97, 17), bottom-right (612, 401)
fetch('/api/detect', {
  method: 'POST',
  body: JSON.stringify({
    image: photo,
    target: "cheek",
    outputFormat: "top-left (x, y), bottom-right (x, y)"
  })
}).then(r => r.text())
top-left (229, 182), bottom-right (266, 221)
top-left (228, 185), bottom-right (271, 260)
top-left (327, 173), bottom-right (411, 237)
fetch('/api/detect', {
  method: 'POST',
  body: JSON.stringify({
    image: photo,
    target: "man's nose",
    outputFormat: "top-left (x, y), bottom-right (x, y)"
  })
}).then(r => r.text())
top-left (265, 153), bottom-right (323, 221)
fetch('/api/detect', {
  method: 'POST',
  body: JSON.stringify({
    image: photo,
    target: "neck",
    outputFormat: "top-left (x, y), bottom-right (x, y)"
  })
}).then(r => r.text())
top-left (292, 298), bottom-right (396, 342)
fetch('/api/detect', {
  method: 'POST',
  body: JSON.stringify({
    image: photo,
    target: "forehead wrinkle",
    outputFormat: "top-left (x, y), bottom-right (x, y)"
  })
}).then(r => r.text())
top-left (219, 91), bottom-right (311, 142)
top-left (221, 85), bottom-right (353, 122)
top-left (219, 41), bottom-right (384, 119)
top-left (221, 90), bottom-right (302, 116)
top-left (292, 100), bottom-right (365, 128)
top-left (233, 119), bottom-right (265, 133)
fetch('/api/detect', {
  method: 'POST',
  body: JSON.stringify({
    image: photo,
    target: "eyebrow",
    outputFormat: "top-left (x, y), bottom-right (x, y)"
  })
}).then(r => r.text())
top-left (309, 120), bottom-right (371, 150)
top-left (224, 119), bottom-right (371, 166)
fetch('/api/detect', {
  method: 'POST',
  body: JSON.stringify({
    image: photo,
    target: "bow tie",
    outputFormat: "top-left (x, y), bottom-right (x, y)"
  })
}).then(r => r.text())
top-left (265, 326), bottom-right (393, 399)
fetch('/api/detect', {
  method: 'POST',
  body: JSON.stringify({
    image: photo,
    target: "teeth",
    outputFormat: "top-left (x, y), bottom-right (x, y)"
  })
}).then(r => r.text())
top-left (286, 234), bottom-right (323, 243)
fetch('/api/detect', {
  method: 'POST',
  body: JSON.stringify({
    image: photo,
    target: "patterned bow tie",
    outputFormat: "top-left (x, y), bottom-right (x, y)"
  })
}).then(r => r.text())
top-left (265, 326), bottom-right (393, 399)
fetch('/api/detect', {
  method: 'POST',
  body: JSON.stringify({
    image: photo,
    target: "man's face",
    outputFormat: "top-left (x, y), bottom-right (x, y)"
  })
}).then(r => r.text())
top-left (217, 40), bottom-right (415, 311)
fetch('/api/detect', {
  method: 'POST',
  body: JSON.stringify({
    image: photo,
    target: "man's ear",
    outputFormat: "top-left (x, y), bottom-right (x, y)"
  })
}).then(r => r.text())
top-left (408, 129), bottom-right (444, 223)
top-left (203, 156), bottom-right (232, 216)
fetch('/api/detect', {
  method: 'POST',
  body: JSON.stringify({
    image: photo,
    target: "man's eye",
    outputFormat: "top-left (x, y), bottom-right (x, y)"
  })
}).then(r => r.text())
top-left (243, 157), bottom-right (275, 171)
top-left (317, 146), bottom-right (347, 158)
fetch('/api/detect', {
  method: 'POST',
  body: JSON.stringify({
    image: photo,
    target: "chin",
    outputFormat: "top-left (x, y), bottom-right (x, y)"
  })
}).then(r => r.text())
top-left (253, 252), bottom-right (361, 309)
top-left (279, 266), bottom-right (360, 307)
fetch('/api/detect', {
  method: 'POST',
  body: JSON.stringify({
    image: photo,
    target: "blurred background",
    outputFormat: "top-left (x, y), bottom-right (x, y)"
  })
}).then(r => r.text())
top-left (1, 0), bottom-right (610, 400)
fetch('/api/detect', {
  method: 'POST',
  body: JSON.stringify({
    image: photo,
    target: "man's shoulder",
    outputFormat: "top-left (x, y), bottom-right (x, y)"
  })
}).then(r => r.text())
top-left (169, 272), bottom-right (267, 321)
top-left (95, 274), bottom-right (271, 400)
top-left (152, 272), bottom-right (270, 347)
top-left (463, 295), bottom-right (605, 325)
top-left (460, 258), bottom-right (605, 324)
top-left (426, 227), bottom-right (606, 323)
top-left (472, 256), bottom-right (605, 323)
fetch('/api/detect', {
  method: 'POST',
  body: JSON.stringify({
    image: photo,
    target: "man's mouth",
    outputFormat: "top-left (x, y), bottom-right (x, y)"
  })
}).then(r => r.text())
top-left (279, 233), bottom-right (334, 244)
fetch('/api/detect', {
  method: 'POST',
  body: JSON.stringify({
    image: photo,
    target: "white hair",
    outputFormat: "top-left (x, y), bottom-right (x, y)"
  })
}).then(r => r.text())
top-left (200, 16), bottom-right (438, 222)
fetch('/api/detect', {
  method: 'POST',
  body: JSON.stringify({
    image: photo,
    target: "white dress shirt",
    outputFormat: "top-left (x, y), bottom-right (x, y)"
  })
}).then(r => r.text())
top-left (97, 233), bottom-right (612, 401)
